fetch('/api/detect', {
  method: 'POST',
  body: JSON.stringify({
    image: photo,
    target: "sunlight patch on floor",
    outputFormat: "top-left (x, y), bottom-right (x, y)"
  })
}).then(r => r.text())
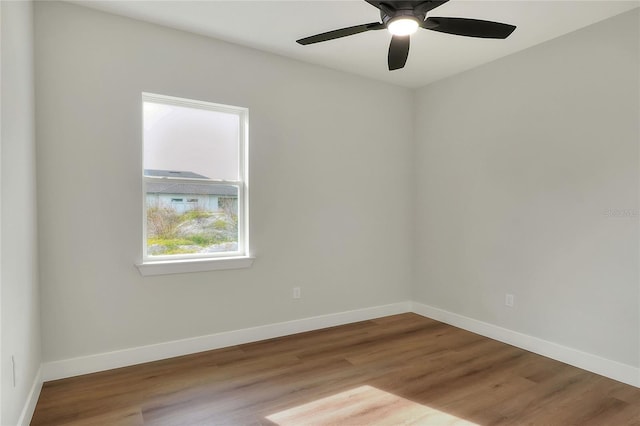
top-left (266, 385), bottom-right (478, 425)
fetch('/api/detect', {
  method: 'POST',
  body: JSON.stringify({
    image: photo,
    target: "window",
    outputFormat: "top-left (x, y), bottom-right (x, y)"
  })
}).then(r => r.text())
top-left (138, 93), bottom-right (252, 275)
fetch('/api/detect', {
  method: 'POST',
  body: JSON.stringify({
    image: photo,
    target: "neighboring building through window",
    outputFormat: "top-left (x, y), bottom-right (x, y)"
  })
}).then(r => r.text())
top-left (142, 94), bottom-right (248, 261)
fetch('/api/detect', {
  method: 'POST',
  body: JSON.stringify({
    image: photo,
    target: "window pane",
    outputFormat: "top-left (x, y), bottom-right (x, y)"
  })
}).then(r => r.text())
top-left (143, 101), bottom-right (239, 181)
top-left (146, 183), bottom-right (239, 256)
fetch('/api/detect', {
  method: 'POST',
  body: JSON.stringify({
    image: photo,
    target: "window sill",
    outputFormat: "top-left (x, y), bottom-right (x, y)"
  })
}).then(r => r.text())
top-left (136, 256), bottom-right (254, 276)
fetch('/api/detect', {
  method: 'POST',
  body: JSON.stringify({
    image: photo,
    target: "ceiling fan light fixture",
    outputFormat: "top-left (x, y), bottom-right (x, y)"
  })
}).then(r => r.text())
top-left (387, 17), bottom-right (419, 36)
top-left (296, 1), bottom-right (517, 71)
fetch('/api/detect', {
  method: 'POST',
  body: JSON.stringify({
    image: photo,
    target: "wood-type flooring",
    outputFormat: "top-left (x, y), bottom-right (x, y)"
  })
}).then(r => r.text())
top-left (32, 313), bottom-right (640, 425)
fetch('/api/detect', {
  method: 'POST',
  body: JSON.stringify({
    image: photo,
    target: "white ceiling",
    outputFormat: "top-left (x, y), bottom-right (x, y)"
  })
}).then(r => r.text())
top-left (70, 0), bottom-right (639, 88)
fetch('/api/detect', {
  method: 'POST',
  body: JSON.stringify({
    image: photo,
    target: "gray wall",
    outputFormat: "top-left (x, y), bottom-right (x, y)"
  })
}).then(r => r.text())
top-left (32, 0), bottom-right (640, 384)
top-left (413, 9), bottom-right (639, 367)
top-left (35, 2), bottom-right (414, 363)
top-left (1, 1), bottom-right (42, 424)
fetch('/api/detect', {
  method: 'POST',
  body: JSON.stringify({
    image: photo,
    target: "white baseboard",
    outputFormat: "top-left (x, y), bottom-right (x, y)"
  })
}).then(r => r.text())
top-left (17, 365), bottom-right (43, 426)
top-left (40, 300), bottom-right (639, 390)
top-left (42, 301), bottom-right (412, 381)
top-left (411, 301), bottom-right (640, 388)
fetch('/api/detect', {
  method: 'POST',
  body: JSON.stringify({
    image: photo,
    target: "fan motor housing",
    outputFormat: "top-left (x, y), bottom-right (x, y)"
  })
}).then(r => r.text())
top-left (381, 9), bottom-right (426, 26)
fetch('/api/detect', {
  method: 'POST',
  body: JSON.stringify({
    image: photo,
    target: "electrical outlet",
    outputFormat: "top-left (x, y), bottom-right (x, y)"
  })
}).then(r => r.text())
top-left (293, 287), bottom-right (301, 299)
top-left (505, 294), bottom-right (515, 307)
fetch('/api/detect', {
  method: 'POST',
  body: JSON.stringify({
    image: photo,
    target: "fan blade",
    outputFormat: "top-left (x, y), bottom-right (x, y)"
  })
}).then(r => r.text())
top-left (366, 1), bottom-right (445, 12)
top-left (297, 22), bottom-right (385, 45)
top-left (414, 1), bottom-right (450, 15)
top-left (388, 35), bottom-right (410, 70)
top-left (423, 17), bottom-right (516, 39)
top-left (364, 0), bottom-right (382, 9)
top-left (364, 1), bottom-right (396, 16)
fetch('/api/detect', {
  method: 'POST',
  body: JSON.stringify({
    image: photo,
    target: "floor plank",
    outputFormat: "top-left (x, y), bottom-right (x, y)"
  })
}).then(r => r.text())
top-left (32, 314), bottom-right (640, 425)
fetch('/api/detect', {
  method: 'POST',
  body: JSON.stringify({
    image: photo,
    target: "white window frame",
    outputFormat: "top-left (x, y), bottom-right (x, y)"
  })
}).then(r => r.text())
top-left (136, 93), bottom-right (253, 276)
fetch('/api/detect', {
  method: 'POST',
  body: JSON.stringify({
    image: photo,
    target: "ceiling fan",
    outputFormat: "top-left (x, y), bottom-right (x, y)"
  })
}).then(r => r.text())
top-left (296, 1), bottom-right (516, 71)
